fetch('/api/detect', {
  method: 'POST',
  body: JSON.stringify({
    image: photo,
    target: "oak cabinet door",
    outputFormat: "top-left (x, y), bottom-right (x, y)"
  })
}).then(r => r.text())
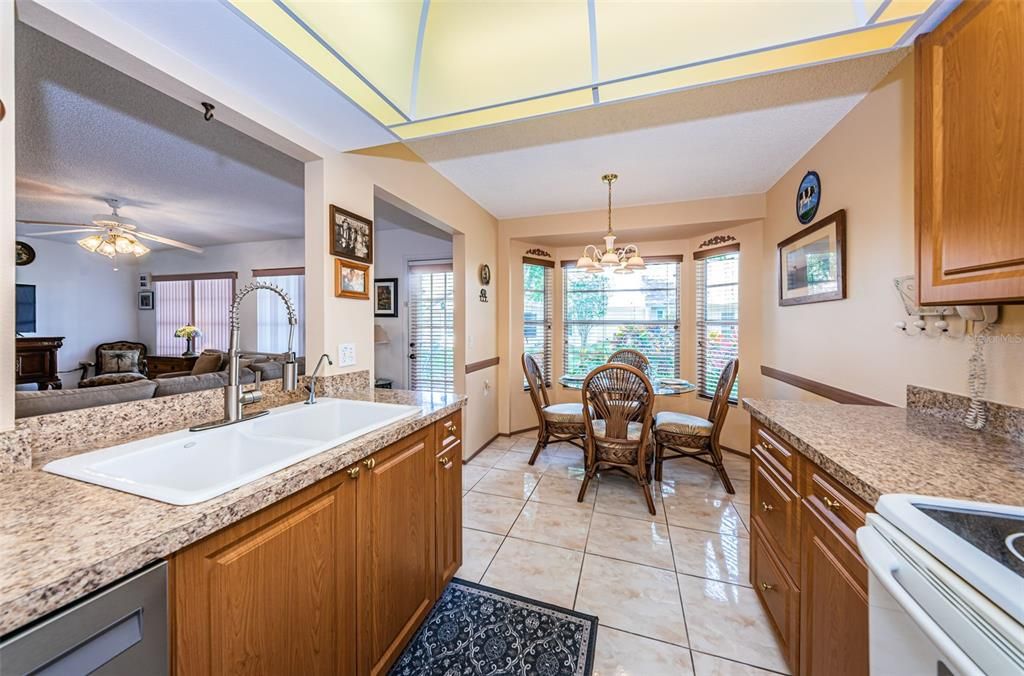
top-left (170, 476), bottom-right (357, 676)
top-left (435, 428), bottom-right (462, 596)
top-left (358, 428), bottom-right (437, 676)
top-left (916, 0), bottom-right (1024, 304)
top-left (799, 501), bottom-right (869, 676)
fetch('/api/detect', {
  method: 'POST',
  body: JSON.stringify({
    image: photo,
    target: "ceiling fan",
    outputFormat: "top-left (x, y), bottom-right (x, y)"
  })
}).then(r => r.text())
top-left (16, 198), bottom-right (204, 258)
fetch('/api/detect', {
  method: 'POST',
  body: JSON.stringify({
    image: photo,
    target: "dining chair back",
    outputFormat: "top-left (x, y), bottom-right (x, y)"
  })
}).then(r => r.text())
top-left (577, 363), bottom-right (658, 514)
top-left (607, 348), bottom-right (651, 376)
top-left (522, 353), bottom-right (587, 466)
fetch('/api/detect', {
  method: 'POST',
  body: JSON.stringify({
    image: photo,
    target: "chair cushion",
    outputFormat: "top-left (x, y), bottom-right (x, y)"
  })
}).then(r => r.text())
top-left (79, 372), bottom-right (148, 388)
top-left (541, 402), bottom-right (586, 423)
top-left (654, 411), bottom-right (713, 436)
top-left (591, 419), bottom-right (644, 440)
top-left (99, 349), bottom-right (141, 374)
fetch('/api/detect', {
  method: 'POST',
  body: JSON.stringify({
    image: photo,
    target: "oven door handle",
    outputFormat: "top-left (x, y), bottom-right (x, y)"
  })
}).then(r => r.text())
top-left (856, 526), bottom-right (984, 676)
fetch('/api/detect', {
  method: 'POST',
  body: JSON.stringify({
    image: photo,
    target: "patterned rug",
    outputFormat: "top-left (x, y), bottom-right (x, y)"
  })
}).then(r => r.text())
top-left (390, 579), bottom-right (598, 675)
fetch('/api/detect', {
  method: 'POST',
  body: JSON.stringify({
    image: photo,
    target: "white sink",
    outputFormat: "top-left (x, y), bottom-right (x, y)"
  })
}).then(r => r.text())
top-left (43, 398), bottom-right (420, 505)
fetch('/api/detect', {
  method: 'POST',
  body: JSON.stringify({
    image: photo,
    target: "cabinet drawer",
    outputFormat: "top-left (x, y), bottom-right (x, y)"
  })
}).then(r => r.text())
top-left (752, 521), bottom-right (799, 673)
top-left (752, 425), bottom-right (797, 485)
top-left (435, 411), bottom-right (461, 453)
top-left (801, 463), bottom-right (869, 546)
top-left (752, 454), bottom-right (800, 579)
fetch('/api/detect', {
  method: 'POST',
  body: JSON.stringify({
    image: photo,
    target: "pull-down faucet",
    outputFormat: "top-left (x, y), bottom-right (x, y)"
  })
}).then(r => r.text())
top-left (191, 282), bottom-right (298, 431)
top-left (306, 353), bottom-right (333, 405)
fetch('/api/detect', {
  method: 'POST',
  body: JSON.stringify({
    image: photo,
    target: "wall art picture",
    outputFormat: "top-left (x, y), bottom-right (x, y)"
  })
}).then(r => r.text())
top-left (374, 278), bottom-right (398, 317)
top-left (796, 171), bottom-right (821, 224)
top-left (335, 258), bottom-right (370, 300)
top-left (138, 290), bottom-right (155, 310)
top-left (329, 204), bottom-right (373, 264)
top-left (778, 209), bottom-right (846, 306)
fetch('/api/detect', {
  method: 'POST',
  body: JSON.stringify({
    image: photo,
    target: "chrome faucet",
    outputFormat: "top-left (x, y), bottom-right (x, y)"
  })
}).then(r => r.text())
top-left (191, 282), bottom-right (298, 431)
top-left (305, 353), bottom-right (333, 405)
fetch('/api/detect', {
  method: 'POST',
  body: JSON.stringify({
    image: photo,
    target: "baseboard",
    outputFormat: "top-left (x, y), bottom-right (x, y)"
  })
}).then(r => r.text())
top-left (722, 445), bottom-right (749, 458)
top-left (464, 433), bottom-right (500, 463)
top-left (509, 425), bottom-right (538, 436)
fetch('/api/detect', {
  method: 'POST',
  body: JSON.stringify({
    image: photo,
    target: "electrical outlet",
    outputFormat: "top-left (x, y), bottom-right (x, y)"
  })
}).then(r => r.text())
top-left (337, 343), bottom-right (356, 367)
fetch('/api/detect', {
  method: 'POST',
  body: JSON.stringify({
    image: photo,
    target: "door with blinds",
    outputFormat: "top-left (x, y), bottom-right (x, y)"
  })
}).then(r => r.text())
top-left (407, 260), bottom-right (454, 392)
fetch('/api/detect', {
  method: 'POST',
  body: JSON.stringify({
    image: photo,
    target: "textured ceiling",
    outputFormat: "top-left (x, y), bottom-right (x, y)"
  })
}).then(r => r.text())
top-left (408, 51), bottom-right (908, 219)
top-left (14, 22), bottom-right (304, 250)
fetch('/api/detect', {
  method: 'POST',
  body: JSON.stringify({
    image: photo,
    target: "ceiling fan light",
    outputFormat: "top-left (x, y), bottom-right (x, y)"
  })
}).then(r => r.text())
top-left (96, 239), bottom-right (117, 258)
top-left (113, 234), bottom-right (136, 254)
top-left (131, 241), bottom-right (150, 257)
top-left (77, 235), bottom-right (104, 252)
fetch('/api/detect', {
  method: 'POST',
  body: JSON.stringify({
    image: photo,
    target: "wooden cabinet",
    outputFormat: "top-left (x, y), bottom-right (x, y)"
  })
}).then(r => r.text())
top-left (749, 422), bottom-right (871, 676)
top-left (916, 0), bottom-right (1024, 305)
top-left (15, 337), bottom-right (63, 390)
top-left (147, 355), bottom-right (199, 377)
top-left (170, 414), bottom-right (463, 676)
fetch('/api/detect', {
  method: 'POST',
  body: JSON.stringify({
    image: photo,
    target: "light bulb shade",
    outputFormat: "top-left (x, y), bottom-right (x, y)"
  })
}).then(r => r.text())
top-left (77, 235), bottom-right (104, 252)
top-left (131, 241), bottom-right (150, 257)
top-left (576, 255), bottom-right (593, 269)
top-left (113, 235), bottom-right (136, 254)
top-left (599, 251), bottom-right (620, 267)
top-left (585, 262), bottom-right (603, 273)
top-left (612, 264), bottom-right (632, 274)
top-left (625, 255), bottom-right (646, 270)
top-left (96, 240), bottom-right (117, 258)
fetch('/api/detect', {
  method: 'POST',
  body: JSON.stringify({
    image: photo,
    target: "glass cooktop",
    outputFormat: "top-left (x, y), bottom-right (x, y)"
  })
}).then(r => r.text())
top-left (918, 505), bottom-right (1024, 578)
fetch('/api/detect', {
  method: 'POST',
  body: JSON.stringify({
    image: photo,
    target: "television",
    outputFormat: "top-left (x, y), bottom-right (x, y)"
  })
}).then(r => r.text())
top-left (16, 284), bottom-right (36, 333)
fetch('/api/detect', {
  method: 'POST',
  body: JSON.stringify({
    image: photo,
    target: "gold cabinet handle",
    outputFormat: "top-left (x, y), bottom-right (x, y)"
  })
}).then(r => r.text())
top-left (760, 501), bottom-right (774, 513)
top-left (760, 582), bottom-right (775, 592)
top-left (822, 495), bottom-right (841, 512)
top-left (445, 422), bottom-right (458, 436)
top-left (363, 457), bottom-right (376, 470)
top-left (347, 466), bottom-right (360, 479)
top-left (439, 456), bottom-right (453, 469)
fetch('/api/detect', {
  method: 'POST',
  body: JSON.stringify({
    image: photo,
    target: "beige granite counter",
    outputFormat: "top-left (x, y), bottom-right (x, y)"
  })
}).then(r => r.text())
top-left (0, 388), bottom-right (465, 636)
top-left (743, 399), bottom-right (1024, 507)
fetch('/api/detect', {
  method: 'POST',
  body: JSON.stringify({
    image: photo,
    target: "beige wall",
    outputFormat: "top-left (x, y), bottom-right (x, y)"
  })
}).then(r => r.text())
top-left (762, 55), bottom-right (1024, 408)
top-left (1, 4), bottom-right (16, 428)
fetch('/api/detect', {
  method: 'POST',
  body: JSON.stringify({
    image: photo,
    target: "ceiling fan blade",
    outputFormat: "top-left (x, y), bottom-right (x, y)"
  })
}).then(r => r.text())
top-left (16, 219), bottom-right (97, 228)
top-left (19, 228), bottom-right (100, 236)
top-left (134, 231), bottom-right (204, 254)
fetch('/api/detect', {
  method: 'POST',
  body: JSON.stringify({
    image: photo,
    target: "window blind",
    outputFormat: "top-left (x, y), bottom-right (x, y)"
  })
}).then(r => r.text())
top-left (408, 260), bottom-right (454, 393)
top-left (696, 248), bottom-right (740, 402)
top-left (152, 273), bottom-right (236, 355)
top-left (562, 261), bottom-right (680, 380)
top-left (254, 270), bottom-right (305, 355)
top-left (153, 279), bottom-right (191, 356)
top-left (523, 258), bottom-right (553, 386)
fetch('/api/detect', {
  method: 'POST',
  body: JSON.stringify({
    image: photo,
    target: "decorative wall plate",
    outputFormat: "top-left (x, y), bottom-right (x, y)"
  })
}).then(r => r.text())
top-left (15, 241), bottom-right (35, 266)
top-left (479, 264), bottom-right (491, 286)
top-left (796, 171), bottom-right (821, 224)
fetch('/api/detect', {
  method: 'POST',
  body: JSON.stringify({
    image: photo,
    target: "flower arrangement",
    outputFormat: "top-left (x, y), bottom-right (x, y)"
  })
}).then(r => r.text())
top-left (173, 325), bottom-right (203, 339)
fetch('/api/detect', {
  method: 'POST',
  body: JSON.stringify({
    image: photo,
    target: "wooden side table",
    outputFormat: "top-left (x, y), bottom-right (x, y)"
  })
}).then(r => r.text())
top-left (16, 336), bottom-right (64, 389)
top-left (147, 355), bottom-right (199, 377)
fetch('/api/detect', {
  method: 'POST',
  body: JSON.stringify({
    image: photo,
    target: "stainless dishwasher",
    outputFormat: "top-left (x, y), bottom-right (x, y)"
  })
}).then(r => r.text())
top-left (0, 561), bottom-right (167, 675)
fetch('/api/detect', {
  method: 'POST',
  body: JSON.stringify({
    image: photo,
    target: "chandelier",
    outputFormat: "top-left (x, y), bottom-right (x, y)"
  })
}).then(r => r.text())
top-left (78, 230), bottom-right (150, 259)
top-left (575, 173), bottom-right (645, 274)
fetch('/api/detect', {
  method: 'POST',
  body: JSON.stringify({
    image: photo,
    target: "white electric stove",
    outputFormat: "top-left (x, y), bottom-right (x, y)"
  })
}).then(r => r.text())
top-left (857, 494), bottom-right (1024, 675)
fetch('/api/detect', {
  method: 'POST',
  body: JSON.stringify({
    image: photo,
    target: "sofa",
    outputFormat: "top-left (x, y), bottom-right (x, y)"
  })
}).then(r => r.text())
top-left (14, 350), bottom-right (307, 419)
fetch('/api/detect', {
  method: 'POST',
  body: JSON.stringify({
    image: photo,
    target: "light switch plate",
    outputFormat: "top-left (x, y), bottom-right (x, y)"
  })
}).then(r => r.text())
top-left (337, 343), bottom-right (356, 367)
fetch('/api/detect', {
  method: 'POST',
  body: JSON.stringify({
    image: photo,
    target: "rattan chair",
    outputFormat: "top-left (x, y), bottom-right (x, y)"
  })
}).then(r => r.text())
top-left (653, 358), bottom-right (739, 492)
top-left (522, 353), bottom-right (586, 465)
top-left (577, 363), bottom-right (658, 514)
top-left (607, 348), bottom-right (651, 375)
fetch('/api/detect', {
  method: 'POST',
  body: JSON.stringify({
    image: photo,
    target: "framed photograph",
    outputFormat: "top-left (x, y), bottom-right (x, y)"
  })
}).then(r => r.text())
top-left (329, 204), bottom-right (373, 264)
top-left (335, 259), bottom-right (370, 300)
top-left (778, 209), bottom-right (846, 306)
top-left (138, 290), bottom-right (155, 310)
top-left (374, 278), bottom-right (398, 317)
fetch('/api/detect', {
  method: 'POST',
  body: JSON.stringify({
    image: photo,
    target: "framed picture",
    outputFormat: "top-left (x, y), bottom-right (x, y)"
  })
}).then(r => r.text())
top-left (778, 209), bottom-right (846, 306)
top-left (138, 290), bottom-right (155, 310)
top-left (374, 278), bottom-right (398, 317)
top-left (335, 259), bottom-right (370, 299)
top-left (330, 204), bottom-right (373, 264)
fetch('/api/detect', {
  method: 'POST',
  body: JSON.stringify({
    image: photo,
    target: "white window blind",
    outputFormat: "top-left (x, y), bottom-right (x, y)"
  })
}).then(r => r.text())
top-left (408, 260), bottom-right (454, 393)
top-left (696, 247), bottom-right (740, 402)
top-left (153, 273), bottom-right (236, 355)
top-left (254, 269), bottom-right (305, 356)
top-left (523, 258), bottom-right (553, 386)
top-left (562, 260), bottom-right (680, 380)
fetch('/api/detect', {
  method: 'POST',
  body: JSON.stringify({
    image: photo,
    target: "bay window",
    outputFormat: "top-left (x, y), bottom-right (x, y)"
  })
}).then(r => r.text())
top-left (695, 246), bottom-right (740, 402)
top-left (523, 257), bottom-right (553, 386)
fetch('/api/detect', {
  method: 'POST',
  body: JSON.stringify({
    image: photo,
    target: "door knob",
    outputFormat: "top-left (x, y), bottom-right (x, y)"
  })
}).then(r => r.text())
top-left (364, 458), bottom-right (376, 470)
top-left (347, 466), bottom-right (360, 479)
top-left (759, 582), bottom-right (775, 592)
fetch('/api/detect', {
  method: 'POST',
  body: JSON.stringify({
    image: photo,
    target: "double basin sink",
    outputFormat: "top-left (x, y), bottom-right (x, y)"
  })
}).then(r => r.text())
top-left (43, 398), bottom-right (420, 505)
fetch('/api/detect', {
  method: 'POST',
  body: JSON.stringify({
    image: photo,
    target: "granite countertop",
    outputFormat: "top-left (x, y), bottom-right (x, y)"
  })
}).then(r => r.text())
top-left (0, 388), bottom-right (466, 636)
top-left (743, 399), bottom-right (1024, 507)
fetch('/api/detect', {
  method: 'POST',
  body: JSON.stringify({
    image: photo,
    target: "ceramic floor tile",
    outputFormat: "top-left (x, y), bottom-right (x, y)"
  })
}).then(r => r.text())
top-left (511, 436), bottom-right (540, 453)
top-left (593, 626), bottom-right (695, 676)
top-left (731, 501), bottom-right (751, 530)
top-left (575, 555), bottom-right (687, 646)
top-left (677, 576), bottom-right (789, 674)
top-left (469, 447), bottom-right (507, 468)
top-left (530, 475), bottom-right (594, 507)
top-left (462, 465), bottom-right (488, 492)
top-left (670, 526), bottom-right (750, 587)
top-left (586, 512), bottom-right (675, 570)
top-left (509, 501), bottom-right (593, 551)
top-left (543, 453), bottom-right (588, 481)
top-left (485, 436), bottom-right (517, 451)
top-left (661, 486), bottom-right (747, 536)
top-left (594, 475), bottom-right (666, 523)
top-left (494, 450), bottom-right (549, 474)
top-left (462, 491), bottom-right (525, 535)
top-left (551, 441), bottom-right (587, 459)
top-left (691, 652), bottom-right (781, 676)
top-left (659, 463), bottom-right (718, 490)
top-left (481, 537), bottom-right (584, 608)
top-left (455, 528), bottom-right (504, 583)
top-left (472, 468), bottom-right (540, 500)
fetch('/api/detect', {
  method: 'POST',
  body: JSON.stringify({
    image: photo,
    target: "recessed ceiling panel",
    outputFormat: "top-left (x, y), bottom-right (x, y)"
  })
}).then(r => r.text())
top-left (231, 0), bottom-right (955, 139)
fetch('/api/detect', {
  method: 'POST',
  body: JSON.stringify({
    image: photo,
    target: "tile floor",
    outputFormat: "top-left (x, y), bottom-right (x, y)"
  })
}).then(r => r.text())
top-left (458, 434), bottom-right (789, 676)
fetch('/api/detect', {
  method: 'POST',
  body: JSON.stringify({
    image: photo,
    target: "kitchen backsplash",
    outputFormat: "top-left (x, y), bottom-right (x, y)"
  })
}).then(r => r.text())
top-left (0, 370), bottom-right (371, 474)
top-left (907, 385), bottom-right (1024, 444)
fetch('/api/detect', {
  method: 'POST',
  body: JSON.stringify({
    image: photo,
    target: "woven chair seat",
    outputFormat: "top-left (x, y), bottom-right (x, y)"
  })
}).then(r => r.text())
top-left (541, 403), bottom-right (587, 424)
top-left (654, 411), bottom-right (713, 437)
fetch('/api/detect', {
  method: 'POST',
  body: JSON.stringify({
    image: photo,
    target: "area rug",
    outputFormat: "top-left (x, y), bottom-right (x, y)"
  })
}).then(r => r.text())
top-left (390, 578), bottom-right (598, 675)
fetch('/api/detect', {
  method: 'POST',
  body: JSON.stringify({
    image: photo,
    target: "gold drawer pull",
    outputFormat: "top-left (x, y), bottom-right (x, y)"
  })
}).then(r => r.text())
top-left (347, 466), bottom-right (360, 479)
top-left (445, 421), bottom-right (458, 436)
top-left (760, 501), bottom-right (774, 513)
top-left (438, 456), bottom-right (453, 469)
top-left (760, 582), bottom-right (775, 592)
top-left (363, 458), bottom-right (376, 470)
top-left (822, 495), bottom-right (842, 512)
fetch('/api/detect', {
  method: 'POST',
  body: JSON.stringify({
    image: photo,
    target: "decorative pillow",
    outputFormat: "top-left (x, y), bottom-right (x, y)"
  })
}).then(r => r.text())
top-left (100, 349), bottom-right (140, 374)
top-left (191, 350), bottom-right (225, 375)
top-left (79, 372), bottom-right (148, 388)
